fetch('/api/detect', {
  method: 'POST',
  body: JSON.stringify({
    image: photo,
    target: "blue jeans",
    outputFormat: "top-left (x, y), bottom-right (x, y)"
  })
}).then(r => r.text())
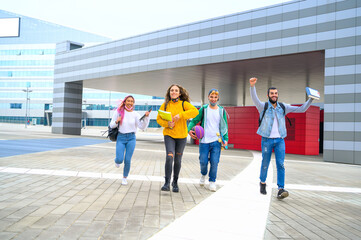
top-left (199, 141), bottom-right (221, 182)
top-left (260, 137), bottom-right (285, 189)
top-left (115, 132), bottom-right (136, 177)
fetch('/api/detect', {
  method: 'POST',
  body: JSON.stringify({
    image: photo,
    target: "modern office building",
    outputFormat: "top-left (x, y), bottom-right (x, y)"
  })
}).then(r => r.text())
top-left (0, 10), bottom-right (165, 128)
top-left (54, 0), bottom-right (360, 164)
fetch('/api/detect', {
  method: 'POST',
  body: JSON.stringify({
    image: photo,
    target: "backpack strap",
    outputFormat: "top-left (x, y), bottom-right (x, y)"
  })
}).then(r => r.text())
top-left (259, 102), bottom-right (268, 127)
top-left (279, 102), bottom-right (292, 126)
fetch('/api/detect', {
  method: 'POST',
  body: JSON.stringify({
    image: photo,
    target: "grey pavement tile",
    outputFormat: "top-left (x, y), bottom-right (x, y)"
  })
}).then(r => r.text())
top-left (0, 232), bottom-right (17, 240)
top-left (10, 228), bottom-right (43, 240)
top-left (6, 216), bottom-right (41, 232)
top-left (95, 208), bottom-right (116, 221)
top-left (58, 223), bottom-right (89, 240)
top-left (0, 218), bottom-right (18, 231)
top-left (35, 225), bottom-right (67, 240)
top-left (119, 232), bottom-right (139, 240)
top-left (80, 220), bottom-right (108, 238)
top-left (143, 214), bottom-right (159, 228)
top-left (31, 214), bottom-right (62, 229)
top-left (6, 206), bottom-right (38, 219)
top-left (139, 227), bottom-right (159, 240)
top-left (75, 210), bottom-right (99, 224)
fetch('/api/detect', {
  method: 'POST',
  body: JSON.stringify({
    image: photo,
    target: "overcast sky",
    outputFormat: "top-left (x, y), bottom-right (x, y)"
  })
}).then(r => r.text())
top-left (1, 0), bottom-right (293, 40)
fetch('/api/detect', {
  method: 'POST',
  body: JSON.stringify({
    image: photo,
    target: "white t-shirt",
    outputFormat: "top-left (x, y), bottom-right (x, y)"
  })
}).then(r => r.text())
top-left (269, 111), bottom-right (281, 138)
top-left (201, 107), bottom-right (220, 144)
top-left (109, 110), bottom-right (149, 133)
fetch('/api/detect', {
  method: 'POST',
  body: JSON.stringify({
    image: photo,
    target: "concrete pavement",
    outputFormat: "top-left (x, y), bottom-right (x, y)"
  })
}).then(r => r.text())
top-left (0, 123), bottom-right (360, 239)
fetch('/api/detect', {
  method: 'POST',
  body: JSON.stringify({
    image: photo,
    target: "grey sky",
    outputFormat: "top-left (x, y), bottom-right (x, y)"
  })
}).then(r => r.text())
top-left (1, 0), bottom-right (293, 40)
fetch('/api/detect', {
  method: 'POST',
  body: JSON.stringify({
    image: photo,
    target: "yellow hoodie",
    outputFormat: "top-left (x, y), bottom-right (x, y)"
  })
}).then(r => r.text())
top-left (157, 100), bottom-right (198, 139)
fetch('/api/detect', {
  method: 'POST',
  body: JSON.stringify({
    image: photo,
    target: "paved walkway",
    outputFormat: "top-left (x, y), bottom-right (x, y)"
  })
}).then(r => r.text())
top-left (0, 123), bottom-right (360, 239)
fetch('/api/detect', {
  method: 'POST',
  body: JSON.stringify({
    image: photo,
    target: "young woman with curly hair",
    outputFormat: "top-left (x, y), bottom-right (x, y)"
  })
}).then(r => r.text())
top-left (156, 84), bottom-right (198, 192)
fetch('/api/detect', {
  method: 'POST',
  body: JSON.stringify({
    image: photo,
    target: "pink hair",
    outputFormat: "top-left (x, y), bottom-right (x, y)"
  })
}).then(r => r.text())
top-left (117, 95), bottom-right (134, 125)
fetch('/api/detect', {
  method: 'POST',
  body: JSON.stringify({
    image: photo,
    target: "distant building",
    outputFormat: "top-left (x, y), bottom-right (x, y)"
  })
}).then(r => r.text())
top-left (0, 10), bottom-right (167, 128)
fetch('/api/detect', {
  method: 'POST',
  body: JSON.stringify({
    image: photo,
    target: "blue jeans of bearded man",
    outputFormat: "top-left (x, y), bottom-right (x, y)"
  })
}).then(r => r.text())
top-left (260, 137), bottom-right (285, 189)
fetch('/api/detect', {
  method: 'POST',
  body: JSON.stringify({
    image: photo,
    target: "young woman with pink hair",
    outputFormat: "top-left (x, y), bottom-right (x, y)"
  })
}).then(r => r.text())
top-left (109, 95), bottom-right (150, 185)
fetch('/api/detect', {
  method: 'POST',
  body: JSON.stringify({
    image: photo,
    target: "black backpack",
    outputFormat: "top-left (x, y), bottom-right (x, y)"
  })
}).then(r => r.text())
top-left (259, 102), bottom-right (292, 127)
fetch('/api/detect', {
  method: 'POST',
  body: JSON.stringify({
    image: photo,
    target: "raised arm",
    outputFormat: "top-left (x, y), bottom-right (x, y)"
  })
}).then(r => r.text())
top-left (285, 98), bottom-right (313, 114)
top-left (249, 77), bottom-right (265, 113)
top-left (137, 112), bottom-right (150, 130)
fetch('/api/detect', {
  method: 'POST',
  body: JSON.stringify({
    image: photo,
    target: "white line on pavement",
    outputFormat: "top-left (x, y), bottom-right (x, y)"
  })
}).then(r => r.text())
top-left (149, 151), bottom-right (274, 240)
top-left (0, 166), bottom-right (230, 186)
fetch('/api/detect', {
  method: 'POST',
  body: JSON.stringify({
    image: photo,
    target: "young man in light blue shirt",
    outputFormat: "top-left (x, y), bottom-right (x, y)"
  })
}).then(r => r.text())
top-left (250, 77), bottom-right (313, 199)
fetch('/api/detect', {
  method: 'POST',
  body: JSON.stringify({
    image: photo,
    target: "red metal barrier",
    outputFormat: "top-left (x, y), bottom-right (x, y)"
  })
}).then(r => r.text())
top-left (224, 105), bottom-right (320, 155)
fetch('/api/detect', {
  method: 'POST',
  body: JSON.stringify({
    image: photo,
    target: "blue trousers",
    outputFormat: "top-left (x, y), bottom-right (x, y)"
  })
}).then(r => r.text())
top-left (115, 132), bottom-right (136, 177)
top-left (199, 141), bottom-right (221, 182)
top-left (260, 137), bottom-right (285, 189)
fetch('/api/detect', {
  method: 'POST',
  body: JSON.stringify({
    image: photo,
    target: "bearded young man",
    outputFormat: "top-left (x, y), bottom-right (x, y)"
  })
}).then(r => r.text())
top-left (249, 77), bottom-right (313, 199)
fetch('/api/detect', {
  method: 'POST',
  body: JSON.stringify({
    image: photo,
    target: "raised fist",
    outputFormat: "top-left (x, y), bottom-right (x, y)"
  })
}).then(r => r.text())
top-left (249, 77), bottom-right (257, 87)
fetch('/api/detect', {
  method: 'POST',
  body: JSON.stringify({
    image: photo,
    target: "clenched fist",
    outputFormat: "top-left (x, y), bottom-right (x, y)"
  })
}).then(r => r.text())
top-left (249, 77), bottom-right (257, 87)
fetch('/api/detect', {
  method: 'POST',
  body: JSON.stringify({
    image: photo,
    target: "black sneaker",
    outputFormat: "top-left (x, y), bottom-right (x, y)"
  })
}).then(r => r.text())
top-left (260, 182), bottom-right (267, 195)
top-left (277, 189), bottom-right (289, 199)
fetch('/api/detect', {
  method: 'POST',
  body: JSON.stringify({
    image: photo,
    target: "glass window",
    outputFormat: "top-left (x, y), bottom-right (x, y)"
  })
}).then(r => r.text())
top-left (10, 103), bottom-right (22, 109)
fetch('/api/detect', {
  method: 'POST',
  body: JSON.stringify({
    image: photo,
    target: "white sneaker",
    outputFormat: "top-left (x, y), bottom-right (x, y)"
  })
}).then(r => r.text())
top-left (209, 182), bottom-right (216, 192)
top-left (121, 178), bottom-right (128, 185)
top-left (115, 163), bottom-right (120, 168)
top-left (199, 175), bottom-right (206, 186)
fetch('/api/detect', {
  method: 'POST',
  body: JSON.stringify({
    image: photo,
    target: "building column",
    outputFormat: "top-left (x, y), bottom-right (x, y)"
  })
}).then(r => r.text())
top-left (52, 41), bottom-right (84, 135)
top-left (52, 81), bottom-right (83, 135)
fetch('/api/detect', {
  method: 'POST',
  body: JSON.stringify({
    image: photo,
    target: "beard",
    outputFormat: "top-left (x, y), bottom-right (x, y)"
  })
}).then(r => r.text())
top-left (269, 97), bottom-right (278, 104)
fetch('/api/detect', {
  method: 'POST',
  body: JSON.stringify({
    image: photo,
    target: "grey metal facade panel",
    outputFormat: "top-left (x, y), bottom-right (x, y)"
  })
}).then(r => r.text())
top-left (357, 73), bottom-right (361, 83)
top-left (299, 7), bottom-right (317, 18)
top-left (355, 151), bottom-right (361, 164)
top-left (336, 0), bottom-right (358, 11)
top-left (324, 94), bottom-right (334, 103)
top-left (265, 47), bottom-right (282, 56)
top-left (224, 23), bottom-right (238, 32)
top-left (334, 150), bottom-right (355, 164)
top-left (334, 112), bottom-right (355, 121)
top-left (324, 112), bottom-right (357, 122)
top-left (52, 107), bottom-right (82, 114)
top-left (299, 42), bottom-right (317, 52)
top-left (331, 131), bottom-right (356, 141)
top-left (54, 21), bottom-right (359, 69)
top-left (252, 17), bottom-right (267, 26)
top-left (334, 74), bottom-right (357, 85)
top-left (355, 132), bottom-right (361, 141)
top-left (251, 34), bottom-right (266, 42)
top-left (325, 56), bottom-right (355, 67)
top-left (53, 97), bottom-right (82, 104)
top-left (323, 149), bottom-right (334, 162)
top-left (334, 93), bottom-right (357, 103)
top-left (53, 87), bottom-right (83, 95)
top-left (267, 14), bottom-right (283, 25)
top-left (52, 117), bottom-right (81, 124)
top-left (317, 3), bottom-right (336, 15)
top-left (335, 37), bottom-right (356, 48)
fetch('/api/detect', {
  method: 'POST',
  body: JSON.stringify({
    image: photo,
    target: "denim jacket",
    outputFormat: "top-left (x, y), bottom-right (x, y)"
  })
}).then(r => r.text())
top-left (257, 101), bottom-right (287, 138)
top-left (250, 86), bottom-right (313, 139)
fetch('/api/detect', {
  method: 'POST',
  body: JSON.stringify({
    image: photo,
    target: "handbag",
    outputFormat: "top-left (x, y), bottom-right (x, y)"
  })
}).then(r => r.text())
top-left (107, 122), bottom-right (119, 141)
